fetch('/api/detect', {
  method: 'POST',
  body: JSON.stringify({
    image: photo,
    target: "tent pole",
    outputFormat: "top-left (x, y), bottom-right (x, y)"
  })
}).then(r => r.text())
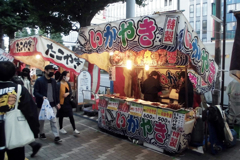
top-left (185, 66), bottom-right (188, 108)
top-left (221, 0), bottom-right (226, 108)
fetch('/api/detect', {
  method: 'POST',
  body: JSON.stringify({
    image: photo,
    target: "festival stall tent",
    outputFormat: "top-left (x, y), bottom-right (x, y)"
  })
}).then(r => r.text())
top-left (74, 11), bottom-right (218, 153)
top-left (9, 35), bottom-right (85, 75)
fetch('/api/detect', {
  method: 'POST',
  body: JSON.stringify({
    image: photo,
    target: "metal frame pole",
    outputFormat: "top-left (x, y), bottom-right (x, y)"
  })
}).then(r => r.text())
top-left (185, 66), bottom-right (188, 108)
top-left (221, 0), bottom-right (226, 108)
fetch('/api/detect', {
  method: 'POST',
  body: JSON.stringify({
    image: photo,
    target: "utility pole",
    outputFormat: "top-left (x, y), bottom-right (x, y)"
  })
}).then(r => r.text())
top-left (212, 0), bottom-right (221, 105)
top-left (126, 0), bottom-right (136, 18)
top-left (221, 0), bottom-right (226, 107)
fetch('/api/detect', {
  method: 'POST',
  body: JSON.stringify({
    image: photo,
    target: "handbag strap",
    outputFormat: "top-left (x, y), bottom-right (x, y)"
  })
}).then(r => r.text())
top-left (14, 85), bottom-right (22, 110)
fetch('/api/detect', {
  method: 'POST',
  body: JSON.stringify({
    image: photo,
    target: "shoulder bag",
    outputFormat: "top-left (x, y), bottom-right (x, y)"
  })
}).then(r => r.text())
top-left (5, 85), bottom-right (35, 149)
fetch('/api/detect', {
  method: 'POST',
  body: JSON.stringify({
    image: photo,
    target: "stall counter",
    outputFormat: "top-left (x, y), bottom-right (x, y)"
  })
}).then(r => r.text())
top-left (98, 95), bottom-right (195, 153)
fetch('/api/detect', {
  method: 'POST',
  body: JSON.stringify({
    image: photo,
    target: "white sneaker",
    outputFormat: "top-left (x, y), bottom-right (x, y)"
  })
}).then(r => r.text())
top-left (74, 129), bottom-right (80, 134)
top-left (60, 128), bottom-right (67, 134)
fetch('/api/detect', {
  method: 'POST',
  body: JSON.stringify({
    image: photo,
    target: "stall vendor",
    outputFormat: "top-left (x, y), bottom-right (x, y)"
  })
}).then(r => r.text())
top-left (178, 71), bottom-right (194, 108)
top-left (141, 71), bottom-right (162, 102)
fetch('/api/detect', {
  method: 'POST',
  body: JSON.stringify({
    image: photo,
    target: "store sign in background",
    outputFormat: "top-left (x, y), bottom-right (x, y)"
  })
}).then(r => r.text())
top-left (10, 36), bottom-right (85, 75)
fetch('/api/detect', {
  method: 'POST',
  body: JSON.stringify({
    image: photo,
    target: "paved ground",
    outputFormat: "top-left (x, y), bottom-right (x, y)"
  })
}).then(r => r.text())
top-left (25, 111), bottom-right (240, 160)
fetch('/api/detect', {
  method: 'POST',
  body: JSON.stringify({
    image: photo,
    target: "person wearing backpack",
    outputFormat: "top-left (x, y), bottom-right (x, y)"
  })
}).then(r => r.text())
top-left (57, 71), bottom-right (80, 135)
top-left (0, 61), bottom-right (39, 160)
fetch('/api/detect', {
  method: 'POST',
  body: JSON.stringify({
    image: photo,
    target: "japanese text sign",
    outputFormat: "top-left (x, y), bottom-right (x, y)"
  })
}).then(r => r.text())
top-left (157, 109), bottom-right (173, 124)
top-left (10, 36), bottom-right (85, 75)
top-left (129, 103), bottom-right (143, 117)
top-left (168, 130), bottom-right (181, 150)
top-left (76, 12), bottom-right (218, 94)
top-left (107, 99), bottom-right (119, 111)
top-left (172, 112), bottom-right (185, 131)
top-left (142, 106), bottom-right (157, 121)
top-left (0, 49), bottom-right (14, 62)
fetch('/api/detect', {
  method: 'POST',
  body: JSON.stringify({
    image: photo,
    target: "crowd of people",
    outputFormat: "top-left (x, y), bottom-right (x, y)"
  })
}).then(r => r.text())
top-left (0, 61), bottom-right (79, 160)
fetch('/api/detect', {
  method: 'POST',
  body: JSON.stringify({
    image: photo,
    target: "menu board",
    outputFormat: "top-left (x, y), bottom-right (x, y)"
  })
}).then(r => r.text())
top-left (78, 71), bottom-right (91, 103)
top-left (171, 112), bottom-right (185, 131)
top-left (142, 106), bottom-right (157, 121)
top-left (157, 109), bottom-right (173, 124)
top-left (107, 99), bottom-right (119, 111)
top-left (129, 103), bottom-right (143, 117)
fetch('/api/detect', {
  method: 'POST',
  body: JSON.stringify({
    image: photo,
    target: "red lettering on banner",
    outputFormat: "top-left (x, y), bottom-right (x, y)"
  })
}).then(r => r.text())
top-left (101, 108), bottom-right (106, 126)
top-left (89, 30), bottom-right (103, 49)
top-left (154, 122), bottom-right (167, 144)
top-left (169, 131), bottom-right (180, 149)
top-left (208, 61), bottom-right (216, 84)
top-left (116, 112), bottom-right (126, 129)
top-left (189, 73), bottom-right (197, 88)
top-left (184, 26), bottom-right (193, 49)
top-left (167, 19), bottom-right (176, 30)
top-left (164, 31), bottom-right (174, 43)
top-left (137, 17), bottom-right (157, 47)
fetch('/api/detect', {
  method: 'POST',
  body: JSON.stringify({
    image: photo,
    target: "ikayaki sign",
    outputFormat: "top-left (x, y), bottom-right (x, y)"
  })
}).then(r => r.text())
top-left (75, 11), bottom-right (218, 93)
top-left (10, 36), bottom-right (85, 75)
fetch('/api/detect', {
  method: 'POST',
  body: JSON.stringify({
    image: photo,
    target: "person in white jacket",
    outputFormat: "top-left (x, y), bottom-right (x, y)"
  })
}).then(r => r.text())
top-left (226, 79), bottom-right (240, 125)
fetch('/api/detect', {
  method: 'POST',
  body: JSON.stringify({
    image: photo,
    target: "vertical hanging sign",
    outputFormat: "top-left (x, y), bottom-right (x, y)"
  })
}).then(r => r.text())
top-left (78, 71), bottom-right (91, 103)
top-left (109, 66), bottom-right (116, 81)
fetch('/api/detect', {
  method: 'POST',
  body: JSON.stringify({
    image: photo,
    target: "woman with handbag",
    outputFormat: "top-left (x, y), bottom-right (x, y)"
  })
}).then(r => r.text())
top-left (57, 71), bottom-right (80, 134)
top-left (0, 61), bottom-right (39, 160)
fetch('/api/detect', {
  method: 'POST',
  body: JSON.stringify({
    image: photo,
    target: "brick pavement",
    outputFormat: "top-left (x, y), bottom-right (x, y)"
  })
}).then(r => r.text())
top-left (25, 112), bottom-right (240, 160)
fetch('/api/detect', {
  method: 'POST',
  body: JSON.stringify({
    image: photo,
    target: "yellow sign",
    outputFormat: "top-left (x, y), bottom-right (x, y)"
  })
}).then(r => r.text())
top-left (157, 109), bottom-right (173, 119)
top-left (143, 106), bottom-right (157, 115)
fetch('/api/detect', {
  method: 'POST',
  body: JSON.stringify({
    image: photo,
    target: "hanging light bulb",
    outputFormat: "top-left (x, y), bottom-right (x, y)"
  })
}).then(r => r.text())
top-left (36, 55), bottom-right (41, 59)
top-left (109, 51), bottom-right (114, 56)
top-left (126, 60), bottom-right (132, 70)
top-left (145, 65), bottom-right (149, 71)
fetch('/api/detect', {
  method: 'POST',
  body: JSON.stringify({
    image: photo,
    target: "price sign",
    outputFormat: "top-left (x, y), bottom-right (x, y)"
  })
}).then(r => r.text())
top-left (129, 103), bottom-right (143, 117)
top-left (107, 99), bottom-right (119, 111)
top-left (172, 112), bottom-right (185, 131)
top-left (142, 106), bottom-right (157, 121)
top-left (99, 96), bottom-right (108, 108)
top-left (157, 109), bottom-right (173, 124)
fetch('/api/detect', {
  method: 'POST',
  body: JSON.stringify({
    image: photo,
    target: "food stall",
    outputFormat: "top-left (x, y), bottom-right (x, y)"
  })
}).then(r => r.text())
top-left (74, 10), bottom-right (218, 153)
top-left (9, 35), bottom-right (86, 91)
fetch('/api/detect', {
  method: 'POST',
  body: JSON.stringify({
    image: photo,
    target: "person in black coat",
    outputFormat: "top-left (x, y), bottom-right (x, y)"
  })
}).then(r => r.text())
top-left (141, 71), bottom-right (162, 102)
top-left (178, 71), bottom-right (194, 108)
top-left (0, 61), bottom-right (40, 160)
top-left (57, 71), bottom-right (80, 135)
top-left (11, 75), bottom-right (42, 158)
top-left (34, 64), bottom-right (62, 143)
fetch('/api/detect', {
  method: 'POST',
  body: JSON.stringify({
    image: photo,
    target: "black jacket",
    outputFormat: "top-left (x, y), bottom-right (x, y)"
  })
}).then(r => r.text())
top-left (0, 82), bottom-right (40, 147)
top-left (178, 79), bottom-right (194, 108)
top-left (141, 77), bottom-right (162, 102)
top-left (34, 76), bottom-right (59, 108)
